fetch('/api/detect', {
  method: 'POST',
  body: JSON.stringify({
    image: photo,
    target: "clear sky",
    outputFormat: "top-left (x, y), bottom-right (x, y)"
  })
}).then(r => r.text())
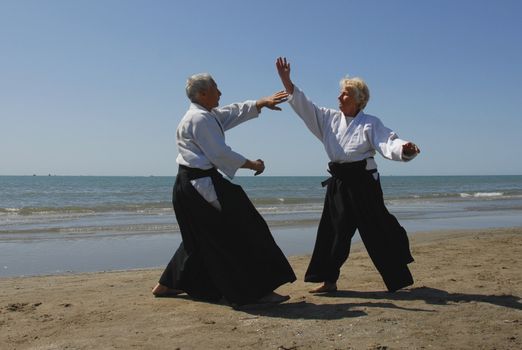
top-left (1, 0), bottom-right (521, 176)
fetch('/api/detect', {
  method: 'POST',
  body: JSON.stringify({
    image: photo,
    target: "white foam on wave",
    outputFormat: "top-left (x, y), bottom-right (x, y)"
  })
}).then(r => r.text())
top-left (474, 192), bottom-right (503, 197)
top-left (0, 208), bottom-right (21, 215)
top-left (460, 192), bottom-right (503, 198)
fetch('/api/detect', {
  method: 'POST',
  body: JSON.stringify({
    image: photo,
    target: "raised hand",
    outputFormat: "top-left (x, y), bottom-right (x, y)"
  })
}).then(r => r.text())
top-left (276, 57), bottom-right (294, 94)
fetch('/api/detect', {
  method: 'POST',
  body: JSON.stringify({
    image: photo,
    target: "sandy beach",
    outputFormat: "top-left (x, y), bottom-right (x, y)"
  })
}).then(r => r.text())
top-left (1, 227), bottom-right (521, 349)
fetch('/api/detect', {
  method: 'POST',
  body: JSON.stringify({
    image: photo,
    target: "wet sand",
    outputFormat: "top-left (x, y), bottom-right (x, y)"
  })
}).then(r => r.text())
top-left (1, 227), bottom-right (521, 349)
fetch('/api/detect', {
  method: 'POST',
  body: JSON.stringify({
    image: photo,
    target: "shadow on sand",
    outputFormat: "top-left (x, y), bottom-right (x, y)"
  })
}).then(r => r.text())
top-left (238, 286), bottom-right (521, 320)
top-left (324, 286), bottom-right (522, 310)
top-left (237, 299), bottom-right (432, 320)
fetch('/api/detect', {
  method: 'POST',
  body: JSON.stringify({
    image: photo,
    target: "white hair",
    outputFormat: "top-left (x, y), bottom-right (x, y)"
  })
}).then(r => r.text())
top-left (186, 73), bottom-right (215, 103)
top-left (339, 76), bottom-right (370, 110)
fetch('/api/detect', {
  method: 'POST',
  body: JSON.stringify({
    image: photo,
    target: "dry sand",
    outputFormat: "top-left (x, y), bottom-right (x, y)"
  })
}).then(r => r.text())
top-left (1, 227), bottom-right (521, 349)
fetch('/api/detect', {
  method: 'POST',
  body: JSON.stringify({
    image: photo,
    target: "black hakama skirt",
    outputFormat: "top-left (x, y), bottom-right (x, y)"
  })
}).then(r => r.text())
top-left (304, 160), bottom-right (414, 292)
top-left (159, 165), bottom-right (296, 305)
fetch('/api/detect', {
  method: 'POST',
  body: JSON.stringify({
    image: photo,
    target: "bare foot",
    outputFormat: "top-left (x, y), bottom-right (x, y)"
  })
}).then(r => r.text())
top-left (256, 292), bottom-right (290, 304)
top-left (152, 283), bottom-right (183, 297)
top-left (309, 282), bottom-right (337, 294)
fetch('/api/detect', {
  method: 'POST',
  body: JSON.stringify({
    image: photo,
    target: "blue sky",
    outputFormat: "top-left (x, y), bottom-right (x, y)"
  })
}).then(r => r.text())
top-left (1, 0), bottom-right (521, 176)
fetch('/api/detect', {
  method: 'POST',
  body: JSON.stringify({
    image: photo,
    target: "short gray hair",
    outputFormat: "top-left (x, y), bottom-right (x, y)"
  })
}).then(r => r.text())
top-left (339, 76), bottom-right (370, 110)
top-left (186, 73), bottom-right (215, 103)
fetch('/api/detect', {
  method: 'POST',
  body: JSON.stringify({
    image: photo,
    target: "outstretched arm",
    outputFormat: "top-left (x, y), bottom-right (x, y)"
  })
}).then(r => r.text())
top-left (368, 119), bottom-right (420, 162)
top-left (275, 56), bottom-right (331, 140)
top-left (276, 57), bottom-right (295, 94)
top-left (215, 91), bottom-right (288, 131)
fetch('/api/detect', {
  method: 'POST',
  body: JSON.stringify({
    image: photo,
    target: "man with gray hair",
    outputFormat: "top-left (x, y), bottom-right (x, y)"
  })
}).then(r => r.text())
top-left (153, 73), bottom-right (296, 306)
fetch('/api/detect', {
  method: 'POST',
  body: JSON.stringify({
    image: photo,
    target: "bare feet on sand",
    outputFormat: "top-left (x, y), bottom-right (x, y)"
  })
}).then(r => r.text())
top-left (309, 282), bottom-right (337, 293)
top-left (152, 283), bottom-right (183, 297)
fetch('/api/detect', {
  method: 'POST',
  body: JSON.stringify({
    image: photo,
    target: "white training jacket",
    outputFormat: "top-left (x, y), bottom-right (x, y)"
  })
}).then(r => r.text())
top-left (287, 86), bottom-right (417, 171)
top-left (175, 101), bottom-right (259, 207)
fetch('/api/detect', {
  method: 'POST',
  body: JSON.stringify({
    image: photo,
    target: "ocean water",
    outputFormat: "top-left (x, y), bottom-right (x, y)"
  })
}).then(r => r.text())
top-left (1, 175), bottom-right (522, 276)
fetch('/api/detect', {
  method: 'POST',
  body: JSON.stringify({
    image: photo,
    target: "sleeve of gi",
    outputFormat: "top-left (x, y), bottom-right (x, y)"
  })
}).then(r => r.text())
top-left (287, 86), bottom-right (331, 141)
top-left (191, 114), bottom-right (246, 178)
top-left (367, 117), bottom-right (417, 162)
top-left (213, 100), bottom-right (260, 131)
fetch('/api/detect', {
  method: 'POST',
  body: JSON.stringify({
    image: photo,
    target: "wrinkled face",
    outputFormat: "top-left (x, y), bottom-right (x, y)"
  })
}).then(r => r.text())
top-left (338, 86), bottom-right (359, 117)
top-left (198, 81), bottom-right (221, 110)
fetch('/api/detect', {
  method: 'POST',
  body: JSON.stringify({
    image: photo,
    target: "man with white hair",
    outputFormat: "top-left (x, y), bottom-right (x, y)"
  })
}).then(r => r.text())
top-left (153, 73), bottom-right (295, 306)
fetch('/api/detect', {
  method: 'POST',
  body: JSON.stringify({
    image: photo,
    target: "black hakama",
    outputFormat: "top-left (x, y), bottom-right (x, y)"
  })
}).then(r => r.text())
top-left (159, 165), bottom-right (296, 305)
top-left (304, 159), bottom-right (414, 292)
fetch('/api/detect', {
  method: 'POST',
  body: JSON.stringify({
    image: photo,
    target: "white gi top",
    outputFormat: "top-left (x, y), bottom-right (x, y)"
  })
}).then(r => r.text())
top-left (287, 86), bottom-right (417, 170)
top-left (176, 101), bottom-right (259, 205)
